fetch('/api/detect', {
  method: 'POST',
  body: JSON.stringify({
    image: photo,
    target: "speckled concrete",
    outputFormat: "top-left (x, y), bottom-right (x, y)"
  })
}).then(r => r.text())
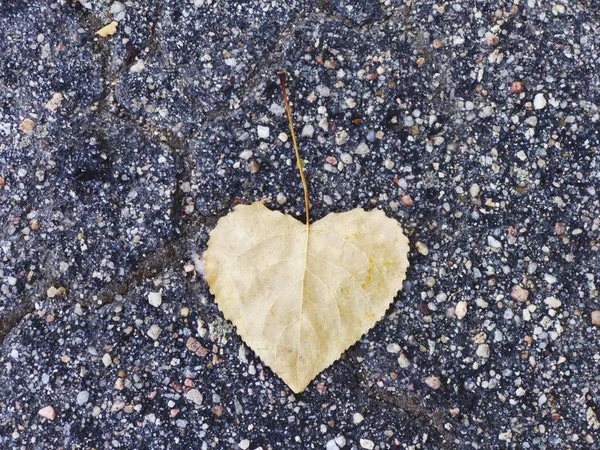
top-left (1, 1), bottom-right (599, 449)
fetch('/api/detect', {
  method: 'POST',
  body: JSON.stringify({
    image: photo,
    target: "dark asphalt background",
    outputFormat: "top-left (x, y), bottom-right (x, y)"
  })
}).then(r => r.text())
top-left (1, 1), bottom-right (599, 449)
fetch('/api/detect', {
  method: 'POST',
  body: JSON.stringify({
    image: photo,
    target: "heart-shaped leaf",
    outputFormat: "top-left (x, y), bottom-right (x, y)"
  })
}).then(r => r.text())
top-left (204, 201), bottom-right (409, 393)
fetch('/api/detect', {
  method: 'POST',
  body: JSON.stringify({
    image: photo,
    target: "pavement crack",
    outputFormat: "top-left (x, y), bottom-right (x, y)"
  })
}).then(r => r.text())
top-left (364, 384), bottom-right (458, 449)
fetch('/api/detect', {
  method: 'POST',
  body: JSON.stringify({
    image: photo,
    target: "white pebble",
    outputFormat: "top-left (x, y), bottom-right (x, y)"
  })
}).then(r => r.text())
top-left (524, 116), bottom-right (538, 127)
top-left (102, 353), bottom-right (112, 367)
top-left (276, 193), bottom-right (287, 205)
top-left (352, 412), bottom-right (364, 424)
top-left (238, 439), bottom-right (250, 450)
top-left (455, 301), bottom-right (468, 319)
top-left (469, 183), bottom-right (480, 197)
top-left (386, 343), bottom-right (401, 353)
top-left (359, 439), bottom-right (374, 450)
top-left (416, 241), bottom-right (429, 255)
top-left (76, 391), bottom-right (90, 405)
top-left (487, 236), bottom-right (502, 248)
top-left (326, 440), bottom-right (340, 450)
top-left (148, 291), bottom-right (162, 307)
top-left (544, 297), bottom-right (561, 308)
top-left (301, 125), bottom-right (314, 138)
top-left (257, 125), bottom-right (270, 139)
top-left (185, 388), bottom-right (203, 406)
top-left (316, 84), bottom-right (331, 97)
top-left (476, 344), bottom-right (490, 358)
top-left (129, 59), bottom-right (145, 73)
top-left (354, 142), bottom-right (370, 155)
top-left (340, 153), bottom-right (353, 164)
top-left (534, 93), bottom-right (547, 110)
top-left (544, 273), bottom-right (557, 284)
top-left (398, 353), bottom-right (411, 368)
top-left (239, 150), bottom-right (253, 160)
top-left (335, 436), bottom-right (347, 447)
top-left (147, 324), bottom-right (162, 340)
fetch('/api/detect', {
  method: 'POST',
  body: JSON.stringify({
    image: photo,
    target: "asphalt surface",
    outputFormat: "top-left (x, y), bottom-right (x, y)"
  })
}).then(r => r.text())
top-left (1, 1), bottom-right (599, 449)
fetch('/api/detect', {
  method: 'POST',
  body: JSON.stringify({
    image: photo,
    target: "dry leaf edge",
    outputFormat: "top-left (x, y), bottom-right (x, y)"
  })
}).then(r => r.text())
top-left (204, 201), bottom-right (410, 393)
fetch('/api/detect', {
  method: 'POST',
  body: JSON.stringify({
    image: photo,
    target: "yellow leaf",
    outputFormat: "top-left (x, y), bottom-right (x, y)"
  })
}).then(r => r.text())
top-left (96, 21), bottom-right (118, 37)
top-left (204, 201), bottom-right (409, 393)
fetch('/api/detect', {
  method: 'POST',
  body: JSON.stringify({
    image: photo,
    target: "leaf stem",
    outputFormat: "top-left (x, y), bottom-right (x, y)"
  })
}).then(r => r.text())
top-left (278, 70), bottom-right (310, 227)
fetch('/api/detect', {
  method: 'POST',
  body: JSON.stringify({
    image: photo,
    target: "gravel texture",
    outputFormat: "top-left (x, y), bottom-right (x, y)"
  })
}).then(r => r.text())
top-left (1, 0), bottom-right (600, 449)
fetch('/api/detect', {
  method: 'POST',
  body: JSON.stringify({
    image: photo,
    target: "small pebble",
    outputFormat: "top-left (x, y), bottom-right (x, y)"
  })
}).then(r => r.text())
top-left (487, 236), bottom-right (502, 248)
top-left (44, 92), bottom-right (63, 112)
top-left (147, 324), bottom-right (162, 340)
top-left (335, 436), bottom-right (347, 447)
top-left (96, 21), bottom-right (118, 37)
top-left (592, 311), bottom-right (600, 326)
top-left (239, 150), bottom-right (253, 160)
top-left (276, 193), bottom-right (287, 205)
top-left (257, 125), bottom-right (270, 139)
top-left (354, 142), bottom-right (369, 155)
top-left (455, 301), bottom-right (468, 319)
top-left (386, 343), bottom-right (401, 353)
top-left (511, 286), bottom-right (529, 302)
top-left (510, 81), bottom-right (524, 94)
top-left (415, 242), bottom-right (429, 255)
top-left (485, 31), bottom-right (499, 46)
top-left (424, 376), bottom-right (441, 390)
top-left (544, 297), bottom-right (561, 309)
top-left (339, 153), bottom-right (353, 164)
top-left (148, 292), bottom-right (162, 307)
top-left (185, 388), bottom-right (203, 406)
top-left (316, 84), bottom-right (331, 97)
top-left (76, 391), bottom-right (89, 406)
top-left (102, 353), bottom-right (112, 367)
top-left (301, 125), bottom-right (314, 138)
top-left (359, 439), bottom-right (375, 450)
top-left (249, 161), bottom-right (259, 174)
top-left (129, 59), bottom-right (145, 73)
top-left (326, 440), bottom-right (339, 450)
top-left (524, 116), bottom-right (538, 127)
top-left (19, 118), bottom-right (36, 134)
top-left (476, 344), bottom-right (490, 358)
top-left (398, 353), bottom-right (411, 368)
top-left (238, 439), bottom-right (250, 450)
top-left (352, 412), bottom-right (364, 424)
top-left (38, 406), bottom-right (56, 421)
top-left (534, 93), bottom-right (547, 110)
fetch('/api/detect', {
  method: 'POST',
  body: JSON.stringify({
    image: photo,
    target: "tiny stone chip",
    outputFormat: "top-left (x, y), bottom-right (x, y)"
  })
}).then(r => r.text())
top-left (148, 292), bottom-right (162, 307)
top-left (185, 388), bottom-right (203, 406)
